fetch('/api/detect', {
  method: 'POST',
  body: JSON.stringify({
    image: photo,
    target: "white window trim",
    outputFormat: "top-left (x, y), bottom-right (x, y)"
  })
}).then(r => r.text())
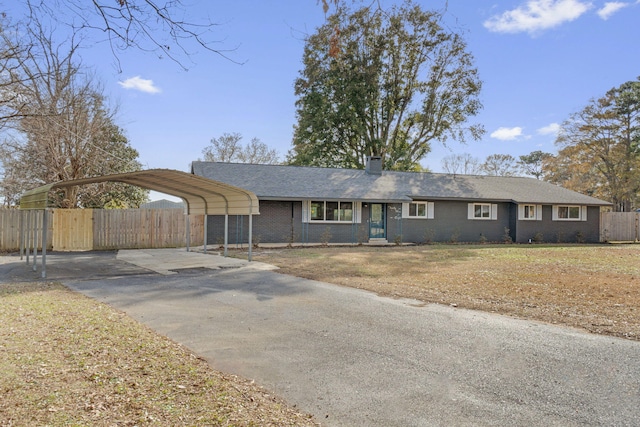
top-left (302, 200), bottom-right (362, 223)
top-left (518, 204), bottom-right (542, 221)
top-left (552, 205), bottom-right (587, 222)
top-left (467, 203), bottom-right (498, 220)
top-left (402, 202), bottom-right (435, 219)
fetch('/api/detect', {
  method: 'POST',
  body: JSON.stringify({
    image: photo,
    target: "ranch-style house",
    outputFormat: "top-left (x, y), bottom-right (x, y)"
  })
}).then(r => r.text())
top-left (191, 157), bottom-right (611, 245)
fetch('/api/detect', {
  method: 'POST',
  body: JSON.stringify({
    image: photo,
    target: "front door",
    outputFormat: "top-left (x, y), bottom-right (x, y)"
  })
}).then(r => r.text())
top-left (369, 203), bottom-right (386, 239)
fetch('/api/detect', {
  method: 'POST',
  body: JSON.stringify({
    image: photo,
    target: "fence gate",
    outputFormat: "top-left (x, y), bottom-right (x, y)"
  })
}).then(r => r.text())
top-left (600, 212), bottom-right (640, 242)
top-left (52, 209), bottom-right (94, 250)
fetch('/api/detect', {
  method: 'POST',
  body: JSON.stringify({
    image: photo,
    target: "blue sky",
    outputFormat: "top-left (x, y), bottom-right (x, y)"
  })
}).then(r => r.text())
top-left (9, 1), bottom-right (640, 199)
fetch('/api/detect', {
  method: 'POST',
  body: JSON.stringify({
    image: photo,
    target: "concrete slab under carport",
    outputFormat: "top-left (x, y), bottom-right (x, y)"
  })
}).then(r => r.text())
top-left (116, 248), bottom-right (277, 275)
top-left (0, 248), bottom-right (275, 282)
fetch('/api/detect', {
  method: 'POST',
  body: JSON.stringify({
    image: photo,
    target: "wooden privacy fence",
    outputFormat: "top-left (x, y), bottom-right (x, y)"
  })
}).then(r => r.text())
top-left (91, 209), bottom-right (203, 250)
top-left (600, 212), bottom-right (640, 242)
top-left (0, 209), bottom-right (50, 252)
top-left (0, 208), bottom-right (204, 252)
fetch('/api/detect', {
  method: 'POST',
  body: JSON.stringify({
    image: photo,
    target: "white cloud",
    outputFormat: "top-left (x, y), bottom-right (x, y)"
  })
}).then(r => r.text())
top-left (483, 0), bottom-right (593, 35)
top-left (490, 126), bottom-right (524, 140)
top-left (118, 76), bottom-right (161, 94)
top-left (597, 2), bottom-right (629, 19)
top-left (537, 122), bottom-right (560, 135)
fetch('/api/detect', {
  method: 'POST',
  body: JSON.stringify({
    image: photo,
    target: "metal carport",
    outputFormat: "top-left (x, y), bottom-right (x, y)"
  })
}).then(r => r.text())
top-left (18, 169), bottom-right (260, 278)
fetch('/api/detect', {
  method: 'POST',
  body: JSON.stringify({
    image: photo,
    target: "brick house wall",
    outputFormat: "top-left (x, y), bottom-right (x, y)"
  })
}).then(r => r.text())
top-left (513, 205), bottom-right (601, 243)
top-left (207, 201), bottom-right (601, 245)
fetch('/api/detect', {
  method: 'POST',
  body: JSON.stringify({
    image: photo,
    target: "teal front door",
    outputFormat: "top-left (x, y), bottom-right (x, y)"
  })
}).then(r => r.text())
top-left (369, 203), bottom-right (386, 239)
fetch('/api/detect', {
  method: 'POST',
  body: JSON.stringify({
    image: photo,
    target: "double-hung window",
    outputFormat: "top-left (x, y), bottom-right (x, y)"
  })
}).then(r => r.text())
top-left (402, 202), bottom-right (434, 219)
top-left (467, 203), bottom-right (498, 220)
top-left (518, 204), bottom-right (542, 221)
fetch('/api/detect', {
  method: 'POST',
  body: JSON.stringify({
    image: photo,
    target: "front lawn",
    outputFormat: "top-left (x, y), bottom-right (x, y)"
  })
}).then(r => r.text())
top-left (0, 282), bottom-right (317, 426)
top-left (252, 244), bottom-right (640, 340)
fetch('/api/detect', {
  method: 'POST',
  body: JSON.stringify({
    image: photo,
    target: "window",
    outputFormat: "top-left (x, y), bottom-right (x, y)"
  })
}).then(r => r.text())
top-left (559, 206), bottom-right (579, 219)
top-left (553, 205), bottom-right (586, 221)
top-left (410, 203), bottom-right (426, 217)
top-left (310, 201), bottom-right (324, 220)
top-left (402, 202), bottom-right (434, 219)
top-left (467, 203), bottom-right (497, 220)
top-left (518, 204), bottom-right (542, 221)
top-left (523, 205), bottom-right (536, 219)
top-left (475, 204), bottom-right (490, 218)
top-left (307, 201), bottom-right (356, 222)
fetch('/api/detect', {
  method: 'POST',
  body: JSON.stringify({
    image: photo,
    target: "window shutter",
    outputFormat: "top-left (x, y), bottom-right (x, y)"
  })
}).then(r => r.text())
top-left (302, 200), bottom-right (310, 223)
top-left (402, 203), bottom-right (409, 219)
top-left (467, 203), bottom-right (475, 219)
top-left (427, 202), bottom-right (435, 219)
top-left (354, 202), bottom-right (362, 223)
top-left (581, 206), bottom-right (587, 221)
top-left (491, 204), bottom-right (498, 220)
top-left (518, 204), bottom-right (525, 220)
top-left (536, 205), bottom-right (543, 221)
top-left (552, 205), bottom-right (558, 221)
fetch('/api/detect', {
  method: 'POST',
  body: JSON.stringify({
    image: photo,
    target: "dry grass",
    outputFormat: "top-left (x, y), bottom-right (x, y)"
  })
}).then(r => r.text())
top-left (0, 282), bottom-right (318, 426)
top-left (3, 244), bottom-right (637, 424)
top-left (251, 244), bottom-right (640, 340)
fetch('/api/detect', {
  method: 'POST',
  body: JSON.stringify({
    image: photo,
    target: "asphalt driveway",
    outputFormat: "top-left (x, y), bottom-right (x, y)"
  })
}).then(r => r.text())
top-left (3, 250), bottom-right (640, 426)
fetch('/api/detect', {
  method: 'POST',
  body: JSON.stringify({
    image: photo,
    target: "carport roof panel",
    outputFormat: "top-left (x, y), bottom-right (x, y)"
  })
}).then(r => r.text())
top-left (19, 169), bottom-right (259, 215)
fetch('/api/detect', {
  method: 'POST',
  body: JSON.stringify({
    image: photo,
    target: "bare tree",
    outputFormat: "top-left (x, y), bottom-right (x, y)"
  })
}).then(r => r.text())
top-left (202, 133), bottom-right (280, 164)
top-left (238, 137), bottom-right (279, 164)
top-left (0, 21), bottom-right (146, 208)
top-left (201, 132), bottom-right (243, 163)
top-left (0, 18), bottom-right (41, 128)
top-left (441, 153), bottom-right (481, 175)
top-left (15, 0), bottom-right (233, 71)
top-left (481, 154), bottom-right (519, 177)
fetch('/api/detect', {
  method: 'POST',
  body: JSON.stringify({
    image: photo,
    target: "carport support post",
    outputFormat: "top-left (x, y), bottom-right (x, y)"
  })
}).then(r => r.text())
top-left (19, 210), bottom-right (24, 260)
top-left (32, 210), bottom-right (37, 272)
top-left (224, 214), bottom-right (229, 257)
top-left (203, 214), bottom-right (208, 253)
top-left (41, 209), bottom-right (48, 279)
top-left (185, 214), bottom-right (190, 251)
top-left (25, 209), bottom-right (30, 265)
top-left (248, 214), bottom-right (252, 262)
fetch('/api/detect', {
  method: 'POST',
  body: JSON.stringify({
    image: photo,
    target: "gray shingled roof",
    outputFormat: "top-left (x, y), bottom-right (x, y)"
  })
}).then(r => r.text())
top-left (191, 162), bottom-right (611, 206)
